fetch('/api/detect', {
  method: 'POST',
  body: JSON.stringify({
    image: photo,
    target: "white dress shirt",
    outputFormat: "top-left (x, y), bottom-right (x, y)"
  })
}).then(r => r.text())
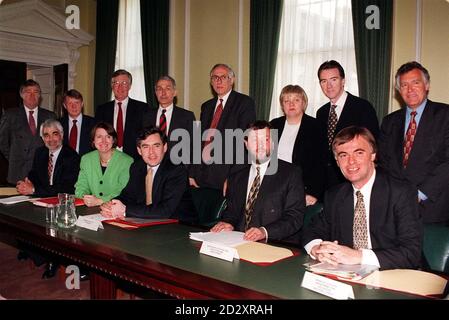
top-left (277, 120), bottom-right (301, 163)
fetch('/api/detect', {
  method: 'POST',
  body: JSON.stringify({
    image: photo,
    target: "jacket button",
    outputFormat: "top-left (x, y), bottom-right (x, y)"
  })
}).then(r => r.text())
top-left (99, 181), bottom-right (103, 184)
top-left (99, 192), bottom-right (103, 196)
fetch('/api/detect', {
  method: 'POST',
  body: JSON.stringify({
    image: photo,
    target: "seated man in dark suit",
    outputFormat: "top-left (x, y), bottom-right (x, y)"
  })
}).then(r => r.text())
top-left (95, 69), bottom-right (149, 160)
top-left (16, 119), bottom-right (80, 197)
top-left (211, 121), bottom-right (305, 243)
top-left (100, 127), bottom-right (196, 222)
top-left (16, 119), bottom-right (80, 279)
top-left (59, 89), bottom-right (96, 157)
top-left (303, 126), bottom-right (422, 270)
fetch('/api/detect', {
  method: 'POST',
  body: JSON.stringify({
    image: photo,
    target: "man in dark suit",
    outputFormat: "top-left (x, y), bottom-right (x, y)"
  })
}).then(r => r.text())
top-left (59, 89), bottom-right (96, 157)
top-left (100, 127), bottom-right (196, 223)
top-left (0, 79), bottom-right (55, 184)
top-left (16, 119), bottom-right (80, 197)
top-left (316, 60), bottom-right (379, 189)
top-left (378, 61), bottom-right (449, 224)
top-left (211, 121), bottom-right (305, 244)
top-left (189, 63), bottom-right (257, 191)
top-left (95, 69), bottom-right (149, 160)
top-left (144, 75), bottom-right (195, 162)
top-left (303, 126), bottom-right (422, 270)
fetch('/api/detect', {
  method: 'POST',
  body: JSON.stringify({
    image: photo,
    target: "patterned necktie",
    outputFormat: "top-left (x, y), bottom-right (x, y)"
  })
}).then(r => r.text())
top-left (116, 102), bottom-right (124, 148)
top-left (353, 191), bottom-right (368, 250)
top-left (159, 109), bottom-right (167, 136)
top-left (48, 153), bottom-right (54, 185)
top-left (202, 99), bottom-right (224, 162)
top-left (327, 104), bottom-right (338, 148)
top-left (244, 166), bottom-right (261, 231)
top-left (69, 119), bottom-right (78, 151)
top-left (145, 167), bottom-right (153, 205)
top-left (28, 110), bottom-right (37, 136)
top-left (403, 111), bottom-right (417, 168)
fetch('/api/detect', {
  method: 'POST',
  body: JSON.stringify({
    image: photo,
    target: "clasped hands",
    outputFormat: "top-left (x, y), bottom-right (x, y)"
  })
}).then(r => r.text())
top-left (16, 177), bottom-right (34, 195)
top-left (311, 241), bottom-right (362, 265)
top-left (100, 199), bottom-right (126, 219)
top-left (210, 222), bottom-right (266, 242)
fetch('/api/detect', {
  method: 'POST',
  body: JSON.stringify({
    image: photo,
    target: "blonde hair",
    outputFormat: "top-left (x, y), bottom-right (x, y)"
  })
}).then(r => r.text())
top-left (279, 85), bottom-right (308, 112)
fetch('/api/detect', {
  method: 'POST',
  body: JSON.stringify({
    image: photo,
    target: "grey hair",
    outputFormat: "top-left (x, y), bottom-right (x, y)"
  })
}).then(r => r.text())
top-left (155, 75), bottom-right (176, 89)
top-left (210, 63), bottom-right (235, 78)
top-left (40, 119), bottom-right (63, 138)
top-left (394, 61), bottom-right (430, 90)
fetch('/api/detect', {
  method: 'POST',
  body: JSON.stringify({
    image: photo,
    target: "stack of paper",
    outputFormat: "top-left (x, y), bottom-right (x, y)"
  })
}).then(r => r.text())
top-left (0, 195), bottom-right (31, 205)
top-left (189, 231), bottom-right (249, 247)
top-left (305, 261), bottom-right (378, 281)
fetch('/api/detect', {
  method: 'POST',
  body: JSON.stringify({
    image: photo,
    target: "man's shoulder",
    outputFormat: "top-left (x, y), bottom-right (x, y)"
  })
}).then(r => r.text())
top-left (346, 92), bottom-right (373, 106)
top-left (230, 90), bottom-right (255, 104)
top-left (381, 108), bottom-right (403, 124)
top-left (82, 114), bottom-right (96, 123)
top-left (269, 116), bottom-right (285, 128)
top-left (174, 105), bottom-right (195, 117)
top-left (128, 98), bottom-right (148, 109)
top-left (60, 145), bottom-right (81, 160)
top-left (316, 102), bottom-right (330, 118)
top-left (38, 107), bottom-right (56, 116)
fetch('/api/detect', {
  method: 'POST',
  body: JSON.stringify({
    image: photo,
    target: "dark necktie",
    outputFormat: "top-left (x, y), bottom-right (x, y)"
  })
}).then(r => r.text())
top-left (29, 110), bottom-right (37, 136)
top-left (48, 153), bottom-right (54, 185)
top-left (403, 111), bottom-right (417, 168)
top-left (69, 119), bottom-right (78, 151)
top-left (353, 191), bottom-right (368, 250)
top-left (244, 166), bottom-right (261, 231)
top-left (159, 109), bottom-right (167, 136)
top-left (116, 102), bottom-right (124, 148)
top-left (202, 99), bottom-right (224, 162)
top-left (327, 104), bottom-right (338, 148)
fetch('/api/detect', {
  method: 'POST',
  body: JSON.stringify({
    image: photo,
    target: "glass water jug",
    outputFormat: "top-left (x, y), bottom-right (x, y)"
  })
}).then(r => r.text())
top-left (56, 193), bottom-right (77, 229)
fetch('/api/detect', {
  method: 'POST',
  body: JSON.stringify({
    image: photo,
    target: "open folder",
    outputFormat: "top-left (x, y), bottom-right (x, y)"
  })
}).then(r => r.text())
top-left (103, 217), bottom-right (178, 229)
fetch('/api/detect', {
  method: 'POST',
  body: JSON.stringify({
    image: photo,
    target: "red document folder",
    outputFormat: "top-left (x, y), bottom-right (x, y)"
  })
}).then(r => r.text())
top-left (31, 197), bottom-right (85, 207)
top-left (103, 217), bottom-right (178, 230)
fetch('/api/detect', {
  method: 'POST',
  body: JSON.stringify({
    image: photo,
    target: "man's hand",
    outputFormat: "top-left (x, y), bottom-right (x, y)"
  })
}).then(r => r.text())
top-left (16, 177), bottom-right (34, 195)
top-left (243, 227), bottom-right (266, 242)
top-left (305, 194), bottom-right (318, 206)
top-left (100, 199), bottom-right (125, 219)
top-left (312, 241), bottom-right (363, 265)
top-left (210, 221), bottom-right (234, 232)
top-left (189, 177), bottom-right (199, 188)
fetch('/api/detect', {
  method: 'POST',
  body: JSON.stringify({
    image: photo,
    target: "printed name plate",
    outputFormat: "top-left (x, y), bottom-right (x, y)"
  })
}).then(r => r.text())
top-left (301, 271), bottom-right (355, 300)
top-left (200, 241), bottom-right (239, 262)
top-left (75, 216), bottom-right (104, 231)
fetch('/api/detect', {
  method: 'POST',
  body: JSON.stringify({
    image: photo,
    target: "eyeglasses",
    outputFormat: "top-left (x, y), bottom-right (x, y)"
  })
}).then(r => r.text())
top-left (111, 80), bottom-right (130, 87)
top-left (210, 75), bottom-right (230, 82)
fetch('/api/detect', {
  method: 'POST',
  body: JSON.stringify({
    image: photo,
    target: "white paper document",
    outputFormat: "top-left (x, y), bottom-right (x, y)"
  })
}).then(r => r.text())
top-left (0, 195), bottom-right (32, 205)
top-left (190, 231), bottom-right (249, 247)
top-left (75, 213), bottom-right (107, 231)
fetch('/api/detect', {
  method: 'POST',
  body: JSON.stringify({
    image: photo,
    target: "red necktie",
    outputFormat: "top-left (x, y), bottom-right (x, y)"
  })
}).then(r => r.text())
top-left (159, 109), bottom-right (167, 135)
top-left (69, 119), bottom-right (78, 151)
top-left (48, 153), bottom-right (54, 184)
top-left (202, 99), bottom-right (223, 162)
top-left (403, 111), bottom-right (417, 167)
top-left (116, 102), bottom-right (124, 148)
top-left (29, 110), bottom-right (37, 136)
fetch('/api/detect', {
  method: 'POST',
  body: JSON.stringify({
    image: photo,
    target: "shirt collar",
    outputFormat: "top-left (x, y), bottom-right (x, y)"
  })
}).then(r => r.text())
top-left (406, 99), bottom-right (427, 116)
top-left (352, 169), bottom-right (376, 197)
top-left (159, 104), bottom-right (173, 113)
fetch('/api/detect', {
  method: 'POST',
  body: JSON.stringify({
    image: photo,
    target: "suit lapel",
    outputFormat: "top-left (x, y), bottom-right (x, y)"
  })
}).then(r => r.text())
top-left (340, 184), bottom-right (355, 246)
top-left (336, 93), bottom-right (353, 132)
top-left (369, 172), bottom-right (386, 248)
top-left (53, 147), bottom-right (64, 183)
top-left (393, 109), bottom-right (406, 169)
top-left (169, 106), bottom-right (180, 134)
top-left (217, 91), bottom-right (235, 131)
top-left (406, 101), bottom-right (432, 169)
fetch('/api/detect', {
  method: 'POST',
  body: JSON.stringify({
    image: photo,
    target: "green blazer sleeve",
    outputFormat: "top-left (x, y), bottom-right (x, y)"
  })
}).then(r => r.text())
top-left (75, 149), bottom-right (133, 202)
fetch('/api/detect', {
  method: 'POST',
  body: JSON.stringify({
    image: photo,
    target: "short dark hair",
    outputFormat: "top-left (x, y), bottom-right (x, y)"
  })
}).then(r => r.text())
top-left (63, 89), bottom-right (83, 102)
top-left (90, 122), bottom-right (118, 148)
top-left (20, 79), bottom-right (41, 95)
top-left (136, 126), bottom-right (167, 147)
top-left (155, 75), bottom-right (176, 89)
top-left (332, 126), bottom-right (377, 156)
top-left (395, 61), bottom-right (430, 90)
top-left (317, 60), bottom-right (345, 80)
top-left (247, 120), bottom-right (273, 131)
top-left (112, 69), bottom-right (132, 85)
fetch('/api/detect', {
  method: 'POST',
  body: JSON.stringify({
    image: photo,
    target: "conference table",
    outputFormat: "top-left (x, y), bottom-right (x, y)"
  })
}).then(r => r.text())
top-left (0, 200), bottom-right (419, 300)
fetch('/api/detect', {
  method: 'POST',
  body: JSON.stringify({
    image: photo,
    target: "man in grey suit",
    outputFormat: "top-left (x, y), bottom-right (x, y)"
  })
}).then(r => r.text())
top-left (0, 79), bottom-right (55, 184)
top-left (378, 61), bottom-right (449, 224)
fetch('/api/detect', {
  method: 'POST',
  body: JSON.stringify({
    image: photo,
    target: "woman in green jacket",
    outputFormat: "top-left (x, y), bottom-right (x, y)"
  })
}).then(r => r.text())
top-left (75, 122), bottom-right (133, 207)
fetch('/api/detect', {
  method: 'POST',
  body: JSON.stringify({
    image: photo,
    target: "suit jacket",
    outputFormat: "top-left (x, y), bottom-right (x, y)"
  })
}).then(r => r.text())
top-left (95, 98), bottom-right (149, 160)
top-left (190, 90), bottom-right (257, 190)
top-left (144, 105), bottom-right (196, 158)
top-left (0, 106), bottom-right (55, 184)
top-left (221, 160), bottom-right (305, 244)
top-left (75, 149), bottom-right (133, 202)
top-left (302, 170), bottom-right (423, 270)
top-left (118, 157), bottom-right (197, 222)
top-left (316, 92), bottom-right (379, 188)
top-left (60, 114), bottom-right (96, 156)
top-left (270, 114), bottom-right (327, 200)
top-left (28, 145), bottom-right (80, 197)
top-left (378, 100), bottom-right (449, 223)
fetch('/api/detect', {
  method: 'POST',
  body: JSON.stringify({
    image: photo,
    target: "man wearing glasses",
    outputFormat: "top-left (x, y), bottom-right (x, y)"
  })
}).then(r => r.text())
top-left (189, 63), bottom-right (256, 191)
top-left (95, 69), bottom-right (149, 160)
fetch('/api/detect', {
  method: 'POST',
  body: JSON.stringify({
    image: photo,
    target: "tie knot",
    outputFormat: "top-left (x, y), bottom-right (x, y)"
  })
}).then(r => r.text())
top-left (356, 190), bottom-right (363, 199)
top-left (161, 109), bottom-right (166, 114)
top-left (410, 111), bottom-right (417, 117)
top-left (29, 110), bottom-right (34, 115)
top-left (331, 104), bottom-right (337, 110)
top-left (256, 166), bottom-right (260, 175)
top-left (72, 119), bottom-right (77, 124)
top-left (50, 153), bottom-right (53, 158)
top-left (118, 102), bottom-right (122, 108)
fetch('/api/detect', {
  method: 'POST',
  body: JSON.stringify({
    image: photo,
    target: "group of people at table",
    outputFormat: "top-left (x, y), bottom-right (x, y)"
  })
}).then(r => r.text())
top-left (0, 60), bottom-right (448, 280)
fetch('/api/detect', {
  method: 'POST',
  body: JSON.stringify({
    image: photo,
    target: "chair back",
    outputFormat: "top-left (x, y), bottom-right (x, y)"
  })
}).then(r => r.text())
top-left (191, 187), bottom-right (226, 228)
top-left (423, 224), bottom-right (449, 274)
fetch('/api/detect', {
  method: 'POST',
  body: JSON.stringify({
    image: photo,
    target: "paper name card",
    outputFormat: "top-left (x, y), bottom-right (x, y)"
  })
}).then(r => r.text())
top-left (75, 215), bottom-right (104, 231)
top-left (301, 271), bottom-right (355, 300)
top-left (200, 241), bottom-right (239, 262)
